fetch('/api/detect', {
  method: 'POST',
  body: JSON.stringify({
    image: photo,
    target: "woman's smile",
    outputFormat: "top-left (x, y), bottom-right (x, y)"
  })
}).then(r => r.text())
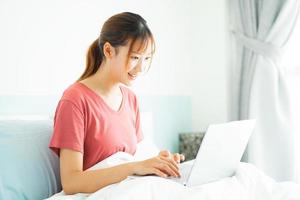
top-left (128, 72), bottom-right (137, 80)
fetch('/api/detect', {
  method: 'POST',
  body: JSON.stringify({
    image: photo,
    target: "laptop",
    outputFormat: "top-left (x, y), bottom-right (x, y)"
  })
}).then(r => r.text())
top-left (169, 119), bottom-right (256, 187)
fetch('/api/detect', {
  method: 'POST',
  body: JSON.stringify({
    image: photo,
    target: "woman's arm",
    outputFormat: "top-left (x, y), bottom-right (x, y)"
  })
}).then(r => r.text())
top-left (60, 148), bottom-right (181, 195)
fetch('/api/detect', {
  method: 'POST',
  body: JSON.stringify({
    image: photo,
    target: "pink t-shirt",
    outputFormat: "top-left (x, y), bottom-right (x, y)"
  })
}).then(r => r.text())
top-left (49, 82), bottom-right (143, 170)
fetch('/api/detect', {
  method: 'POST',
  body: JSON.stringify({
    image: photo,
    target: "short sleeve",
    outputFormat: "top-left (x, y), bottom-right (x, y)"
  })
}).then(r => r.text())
top-left (134, 98), bottom-right (144, 143)
top-left (49, 100), bottom-right (85, 156)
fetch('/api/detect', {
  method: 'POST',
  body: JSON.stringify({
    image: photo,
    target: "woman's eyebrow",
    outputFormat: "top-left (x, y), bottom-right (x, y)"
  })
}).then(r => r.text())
top-left (131, 51), bottom-right (152, 56)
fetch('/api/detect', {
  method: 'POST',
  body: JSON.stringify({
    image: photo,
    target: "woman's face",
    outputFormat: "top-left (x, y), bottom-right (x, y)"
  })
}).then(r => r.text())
top-left (110, 38), bottom-right (153, 86)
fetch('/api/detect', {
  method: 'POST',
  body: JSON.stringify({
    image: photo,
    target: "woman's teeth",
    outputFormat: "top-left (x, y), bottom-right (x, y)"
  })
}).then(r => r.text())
top-left (128, 73), bottom-right (137, 79)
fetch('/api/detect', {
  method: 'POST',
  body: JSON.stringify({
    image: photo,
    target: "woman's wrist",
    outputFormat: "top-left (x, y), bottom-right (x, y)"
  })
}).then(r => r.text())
top-left (125, 161), bottom-right (139, 176)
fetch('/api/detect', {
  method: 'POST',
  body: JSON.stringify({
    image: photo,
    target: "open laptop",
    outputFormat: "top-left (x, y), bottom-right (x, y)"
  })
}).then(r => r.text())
top-left (169, 119), bottom-right (256, 187)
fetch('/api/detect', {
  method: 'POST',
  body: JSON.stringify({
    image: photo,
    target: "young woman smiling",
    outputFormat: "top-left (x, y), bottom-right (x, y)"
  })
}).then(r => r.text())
top-left (49, 12), bottom-right (184, 195)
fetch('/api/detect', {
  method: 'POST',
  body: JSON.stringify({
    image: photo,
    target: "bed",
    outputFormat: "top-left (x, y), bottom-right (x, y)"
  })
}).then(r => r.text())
top-left (1, 94), bottom-right (300, 200)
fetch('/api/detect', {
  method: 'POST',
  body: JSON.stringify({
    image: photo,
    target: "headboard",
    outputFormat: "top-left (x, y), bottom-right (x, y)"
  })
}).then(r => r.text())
top-left (0, 94), bottom-right (192, 152)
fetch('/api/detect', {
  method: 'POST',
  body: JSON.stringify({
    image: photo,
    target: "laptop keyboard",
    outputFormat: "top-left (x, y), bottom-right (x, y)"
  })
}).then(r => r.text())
top-left (166, 160), bottom-right (195, 184)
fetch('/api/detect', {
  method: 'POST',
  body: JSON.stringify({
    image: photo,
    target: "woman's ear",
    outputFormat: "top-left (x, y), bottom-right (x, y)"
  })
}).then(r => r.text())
top-left (103, 42), bottom-right (115, 59)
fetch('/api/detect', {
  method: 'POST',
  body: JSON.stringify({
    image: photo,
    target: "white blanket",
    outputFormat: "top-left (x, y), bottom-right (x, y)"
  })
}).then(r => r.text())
top-left (47, 149), bottom-right (300, 200)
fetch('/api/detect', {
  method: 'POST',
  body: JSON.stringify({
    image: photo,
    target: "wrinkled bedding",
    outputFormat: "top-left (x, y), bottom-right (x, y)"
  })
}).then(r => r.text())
top-left (46, 151), bottom-right (300, 200)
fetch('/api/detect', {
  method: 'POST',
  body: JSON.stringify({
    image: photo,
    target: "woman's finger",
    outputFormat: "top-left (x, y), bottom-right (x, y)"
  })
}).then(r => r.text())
top-left (159, 157), bottom-right (180, 177)
top-left (156, 162), bottom-right (179, 177)
top-left (173, 153), bottom-right (181, 163)
top-left (152, 168), bottom-right (168, 178)
top-left (180, 154), bottom-right (185, 161)
top-left (160, 156), bottom-right (179, 170)
top-left (159, 150), bottom-right (171, 157)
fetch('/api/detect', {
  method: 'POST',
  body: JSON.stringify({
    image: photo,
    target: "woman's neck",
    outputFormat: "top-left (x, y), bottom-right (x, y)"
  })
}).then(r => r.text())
top-left (82, 64), bottom-right (120, 96)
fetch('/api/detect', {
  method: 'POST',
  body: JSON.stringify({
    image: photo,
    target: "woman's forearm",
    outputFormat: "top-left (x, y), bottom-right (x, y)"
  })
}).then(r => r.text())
top-left (63, 162), bottom-right (135, 195)
top-left (62, 151), bottom-right (182, 195)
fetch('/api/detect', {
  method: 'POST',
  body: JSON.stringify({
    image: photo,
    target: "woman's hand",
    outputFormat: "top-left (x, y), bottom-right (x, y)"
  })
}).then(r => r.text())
top-left (159, 150), bottom-right (185, 164)
top-left (132, 154), bottom-right (181, 178)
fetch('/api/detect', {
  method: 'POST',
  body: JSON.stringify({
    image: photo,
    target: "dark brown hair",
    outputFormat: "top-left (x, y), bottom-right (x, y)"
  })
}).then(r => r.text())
top-left (77, 12), bottom-right (155, 82)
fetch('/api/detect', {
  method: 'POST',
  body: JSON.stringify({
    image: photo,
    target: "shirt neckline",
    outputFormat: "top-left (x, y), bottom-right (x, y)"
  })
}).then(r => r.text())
top-left (76, 82), bottom-right (125, 114)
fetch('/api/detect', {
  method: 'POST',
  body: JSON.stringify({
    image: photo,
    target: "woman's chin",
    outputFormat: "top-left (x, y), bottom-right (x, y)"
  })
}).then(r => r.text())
top-left (122, 79), bottom-right (134, 87)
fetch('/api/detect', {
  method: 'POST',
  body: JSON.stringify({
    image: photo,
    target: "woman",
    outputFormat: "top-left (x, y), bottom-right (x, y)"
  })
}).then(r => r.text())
top-left (49, 12), bottom-right (184, 195)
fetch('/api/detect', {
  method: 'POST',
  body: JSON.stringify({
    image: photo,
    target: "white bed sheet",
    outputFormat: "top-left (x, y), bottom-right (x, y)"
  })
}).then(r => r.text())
top-left (46, 149), bottom-right (300, 200)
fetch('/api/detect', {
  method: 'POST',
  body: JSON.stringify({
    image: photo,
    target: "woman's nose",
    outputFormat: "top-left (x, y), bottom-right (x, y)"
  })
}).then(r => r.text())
top-left (134, 60), bottom-right (143, 73)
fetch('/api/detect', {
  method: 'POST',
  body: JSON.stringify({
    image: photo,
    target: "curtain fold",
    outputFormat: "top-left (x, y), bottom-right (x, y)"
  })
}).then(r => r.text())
top-left (229, 0), bottom-right (300, 182)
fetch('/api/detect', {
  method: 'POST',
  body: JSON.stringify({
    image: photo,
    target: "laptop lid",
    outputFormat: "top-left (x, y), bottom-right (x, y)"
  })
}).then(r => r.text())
top-left (186, 119), bottom-right (256, 187)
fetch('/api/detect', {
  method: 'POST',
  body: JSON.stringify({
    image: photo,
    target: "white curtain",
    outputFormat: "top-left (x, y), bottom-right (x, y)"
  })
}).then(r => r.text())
top-left (229, 0), bottom-right (300, 182)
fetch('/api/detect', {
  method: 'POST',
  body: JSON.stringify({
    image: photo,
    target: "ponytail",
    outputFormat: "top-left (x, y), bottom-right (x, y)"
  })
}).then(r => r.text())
top-left (77, 39), bottom-right (103, 82)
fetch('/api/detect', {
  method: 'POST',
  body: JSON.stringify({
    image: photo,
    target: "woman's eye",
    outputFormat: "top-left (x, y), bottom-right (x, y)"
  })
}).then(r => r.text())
top-left (131, 56), bottom-right (139, 60)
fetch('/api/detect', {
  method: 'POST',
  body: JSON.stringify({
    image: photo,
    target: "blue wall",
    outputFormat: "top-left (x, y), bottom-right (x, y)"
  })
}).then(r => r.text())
top-left (0, 94), bottom-right (192, 152)
top-left (139, 95), bottom-right (192, 152)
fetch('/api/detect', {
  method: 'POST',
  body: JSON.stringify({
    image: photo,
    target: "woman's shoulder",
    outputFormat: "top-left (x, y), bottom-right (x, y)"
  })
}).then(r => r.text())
top-left (59, 82), bottom-right (86, 105)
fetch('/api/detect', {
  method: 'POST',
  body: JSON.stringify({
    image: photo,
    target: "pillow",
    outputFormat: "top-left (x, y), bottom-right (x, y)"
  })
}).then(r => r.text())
top-left (135, 112), bottom-right (159, 160)
top-left (0, 116), bottom-right (61, 200)
top-left (0, 112), bottom-right (155, 199)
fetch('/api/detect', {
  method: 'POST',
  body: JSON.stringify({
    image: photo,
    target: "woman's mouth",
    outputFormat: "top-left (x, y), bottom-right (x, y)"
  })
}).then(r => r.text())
top-left (128, 72), bottom-right (137, 80)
